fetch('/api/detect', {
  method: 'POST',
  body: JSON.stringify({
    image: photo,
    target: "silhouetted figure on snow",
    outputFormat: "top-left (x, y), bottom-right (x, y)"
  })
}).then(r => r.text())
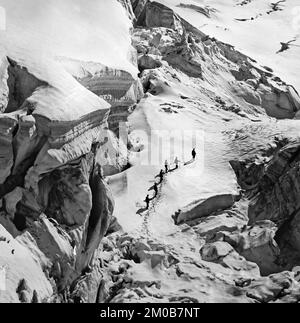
top-left (192, 148), bottom-right (197, 160)
top-left (165, 160), bottom-right (169, 173)
top-left (144, 195), bottom-right (150, 210)
top-left (159, 169), bottom-right (164, 183)
top-left (174, 157), bottom-right (179, 169)
top-left (276, 39), bottom-right (299, 54)
top-left (153, 183), bottom-right (159, 197)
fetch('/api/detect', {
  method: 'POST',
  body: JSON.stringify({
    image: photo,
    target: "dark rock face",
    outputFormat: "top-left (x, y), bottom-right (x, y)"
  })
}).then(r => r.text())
top-left (248, 142), bottom-right (300, 227)
top-left (138, 54), bottom-right (162, 72)
top-left (231, 140), bottom-right (300, 269)
top-left (5, 58), bottom-right (48, 114)
top-left (117, 0), bottom-right (135, 21)
top-left (220, 221), bottom-right (282, 276)
top-left (45, 156), bottom-right (93, 227)
top-left (0, 47), bottom-right (117, 300)
top-left (141, 2), bottom-right (183, 31)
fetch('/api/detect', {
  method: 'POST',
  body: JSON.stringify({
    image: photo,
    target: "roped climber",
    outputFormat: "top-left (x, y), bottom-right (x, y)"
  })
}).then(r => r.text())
top-left (165, 160), bottom-right (169, 173)
top-left (153, 182), bottom-right (159, 197)
top-left (174, 157), bottom-right (179, 169)
top-left (159, 169), bottom-right (164, 183)
top-left (192, 148), bottom-right (197, 160)
top-left (144, 195), bottom-right (150, 210)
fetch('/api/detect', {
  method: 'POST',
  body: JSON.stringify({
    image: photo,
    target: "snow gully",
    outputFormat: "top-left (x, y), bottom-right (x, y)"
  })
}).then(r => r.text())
top-left (99, 307), bottom-right (135, 321)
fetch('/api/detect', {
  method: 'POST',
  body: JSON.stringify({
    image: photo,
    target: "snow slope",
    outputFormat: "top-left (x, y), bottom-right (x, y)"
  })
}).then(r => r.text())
top-left (157, 0), bottom-right (300, 92)
top-left (103, 2), bottom-right (300, 303)
top-left (0, 0), bottom-right (137, 76)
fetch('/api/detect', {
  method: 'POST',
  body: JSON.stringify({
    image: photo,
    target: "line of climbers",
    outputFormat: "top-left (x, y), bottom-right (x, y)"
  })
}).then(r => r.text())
top-left (144, 148), bottom-right (197, 210)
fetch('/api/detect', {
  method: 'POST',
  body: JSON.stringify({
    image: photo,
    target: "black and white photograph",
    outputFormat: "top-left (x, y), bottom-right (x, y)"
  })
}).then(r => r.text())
top-left (0, 0), bottom-right (300, 307)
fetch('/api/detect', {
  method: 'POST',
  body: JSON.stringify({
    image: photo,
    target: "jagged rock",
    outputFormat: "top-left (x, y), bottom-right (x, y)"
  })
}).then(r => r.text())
top-left (231, 140), bottom-right (300, 272)
top-left (245, 271), bottom-right (300, 303)
top-left (0, 224), bottom-right (53, 303)
top-left (138, 54), bottom-right (162, 72)
top-left (0, 46), bottom-right (116, 296)
top-left (44, 157), bottom-right (93, 227)
top-left (0, 114), bottom-right (18, 184)
top-left (29, 215), bottom-right (74, 276)
top-left (193, 212), bottom-right (246, 239)
top-left (200, 241), bottom-right (234, 262)
top-left (258, 84), bottom-right (300, 119)
top-left (248, 142), bottom-right (300, 227)
top-left (58, 57), bottom-right (143, 137)
top-left (70, 264), bottom-right (104, 303)
top-left (200, 241), bottom-right (260, 276)
top-left (16, 231), bottom-right (51, 270)
top-left (163, 32), bottom-right (204, 78)
top-left (72, 169), bottom-right (115, 289)
top-left (131, 0), bottom-right (149, 24)
top-left (118, 0), bottom-right (136, 21)
top-left (174, 194), bottom-right (237, 225)
top-left (106, 216), bottom-right (123, 235)
top-left (220, 221), bottom-right (281, 276)
top-left (135, 1), bottom-right (184, 32)
top-left (0, 56), bottom-right (9, 113)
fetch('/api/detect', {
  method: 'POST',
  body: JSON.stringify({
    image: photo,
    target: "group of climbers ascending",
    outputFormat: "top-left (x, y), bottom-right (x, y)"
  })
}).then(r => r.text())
top-left (144, 148), bottom-right (197, 210)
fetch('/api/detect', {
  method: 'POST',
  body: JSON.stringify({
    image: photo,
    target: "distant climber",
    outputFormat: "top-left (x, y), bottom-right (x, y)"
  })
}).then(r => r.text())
top-left (153, 182), bottom-right (159, 197)
top-left (174, 157), bottom-right (179, 169)
top-left (276, 39), bottom-right (300, 54)
top-left (165, 160), bottom-right (169, 173)
top-left (192, 148), bottom-right (197, 160)
top-left (144, 195), bottom-right (150, 210)
top-left (159, 169), bottom-right (164, 183)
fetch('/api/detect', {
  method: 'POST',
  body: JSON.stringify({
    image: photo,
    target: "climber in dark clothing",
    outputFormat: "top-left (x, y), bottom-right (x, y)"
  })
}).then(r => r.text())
top-left (174, 157), bottom-right (179, 169)
top-left (144, 195), bottom-right (150, 210)
top-left (159, 169), bottom-right (164, 183)
top-left (165, 160), bottom-right (169, 173)
top-left (153, 182), bottom-right (159, 197)
top-left (192, 148), bottom-right (197, 160)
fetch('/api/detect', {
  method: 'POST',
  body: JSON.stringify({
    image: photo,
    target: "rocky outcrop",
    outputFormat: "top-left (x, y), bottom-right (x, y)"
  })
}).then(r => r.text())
top-left (258, 84), bottom-right (300, 119)
top-left (231, 139), bottom-right (300, 272)
top-left (246, 142), bottom-right (300, 227)
top-left (200, 241), bottom-right (260, 276)
top-left (214, 221), bottom-right (282, 276)
top-left (0, 49), bottom-right (116, 301)
top-left (138, 54), bottom-right (162, 72)
top-left (0, 224), bottom-right (53, 303)
top-left (134, 1), bottom-right (183, 32)
top-left (174, 194), bottom-right (237, 225)
top-left (58, 57), bottom-right (143, 137)
top-left (118, 0), bottom-right (136, 22)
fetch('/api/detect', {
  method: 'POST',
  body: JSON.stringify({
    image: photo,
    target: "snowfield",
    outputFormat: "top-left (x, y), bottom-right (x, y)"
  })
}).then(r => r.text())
top-left (157, 0), bottom-right (300, 92)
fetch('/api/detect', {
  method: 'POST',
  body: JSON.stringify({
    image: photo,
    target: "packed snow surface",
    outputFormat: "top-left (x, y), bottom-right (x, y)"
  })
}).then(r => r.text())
top-left (158, 0), bottom-right (300, 92)
top-left (0, 0), bottom-right (137, 76)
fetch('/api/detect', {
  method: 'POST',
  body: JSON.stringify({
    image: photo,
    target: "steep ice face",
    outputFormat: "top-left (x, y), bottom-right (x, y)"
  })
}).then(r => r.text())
top-left (157, 0), bottom-right (300, 92)
top-left (0, 0), bottom-right (137, 75)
